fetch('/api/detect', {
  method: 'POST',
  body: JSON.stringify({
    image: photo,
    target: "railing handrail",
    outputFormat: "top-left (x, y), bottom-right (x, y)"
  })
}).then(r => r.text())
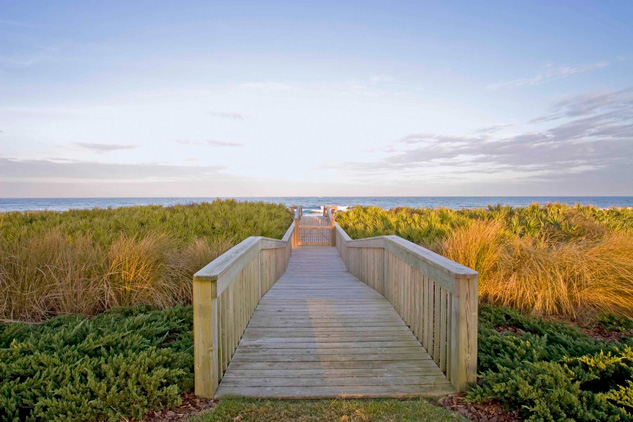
top-left (334, 223), bottom-right (477, 293)
top-left (333, 221), bottom-right (478, 392)
top-left (195, 220), bottom-right (297, 283)
top-left (194, 211), bottom-right (297, 398)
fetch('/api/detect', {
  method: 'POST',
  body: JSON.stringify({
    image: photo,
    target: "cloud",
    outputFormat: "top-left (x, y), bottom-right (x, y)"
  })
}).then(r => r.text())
top-left (209, 111), bottom-right (245, 120)
top-left (0, 158), bottom-right (228, 182)
top-left (369, 75), bottom-right (395, 85)
top-left (474, 123), bottom-right (514, 134)
top-left (0, 46), bottom-right (58, 68)
top-left (73, 143), bottom-right (138, 153)
top-left (488, 61), bottom-right (609, 89)
top-left (176, 139), bottom-right (243, 147)
top-left (0, 19), bottom-right (34, 28)
top-left (327, 87), bottom-right (633, 186)
top-left (239, 82), bottom-right (291, 93)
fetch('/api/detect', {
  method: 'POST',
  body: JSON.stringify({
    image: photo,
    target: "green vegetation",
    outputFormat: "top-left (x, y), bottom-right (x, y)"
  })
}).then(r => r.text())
top-left (4, 301), bottom-right (632, 421)
top-left (0, 304), bottom-right (193, 422)
top-left (337, 203), bottom-right (633, 318)
top-left (0, 200), bottom-right (292, 321)
top-left (473, 305), bottom-right (633, 421)
top-left (191, 397), bottom-right (466, 422)
top-left (4, 201), bottom-right (633, 421)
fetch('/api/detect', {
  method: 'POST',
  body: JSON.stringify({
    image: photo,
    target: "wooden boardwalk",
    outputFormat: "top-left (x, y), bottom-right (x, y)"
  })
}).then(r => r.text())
top-left (215, 246), bottom-right (455, 398)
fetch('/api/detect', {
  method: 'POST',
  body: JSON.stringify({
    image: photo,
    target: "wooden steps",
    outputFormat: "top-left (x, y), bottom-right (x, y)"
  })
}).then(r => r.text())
top-left (214, 246), bottom-right (455, 399)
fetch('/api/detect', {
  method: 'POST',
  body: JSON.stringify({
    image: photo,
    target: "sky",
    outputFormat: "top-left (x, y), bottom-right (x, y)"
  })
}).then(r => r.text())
top-left (0, 0), bottom-right (632, 197)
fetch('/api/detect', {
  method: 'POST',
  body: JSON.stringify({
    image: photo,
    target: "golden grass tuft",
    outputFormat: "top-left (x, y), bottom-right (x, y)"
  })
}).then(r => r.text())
top-left (338, 203), bottom-right (633, 319)
top-left (0, 200), bottom-right (292, 321)
top-left (440, 220), bottom-right (503, 283)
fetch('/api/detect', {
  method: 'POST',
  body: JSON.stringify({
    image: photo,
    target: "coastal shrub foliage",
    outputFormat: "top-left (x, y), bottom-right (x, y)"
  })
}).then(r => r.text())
top-left (337, 203), bottom-right (633, 318)
top-left (0, 304), bottom-right (193, 422)
top-left (0, 200), bottom-right (292, 321)
top-left (474, 305), bottom-right (633, 421)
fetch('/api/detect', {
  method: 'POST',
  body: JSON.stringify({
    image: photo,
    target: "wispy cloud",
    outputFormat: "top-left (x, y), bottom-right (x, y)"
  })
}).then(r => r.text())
top-left (209, 111), bottom-right (246, 120)
top-left (369, 74), bottom-right (395, 85)
top-left (326, 88), bottom-right (633, 185)
top-left (0, 19), bottom-right (35, 28)
top-left (0, 158), bottom-right (227, 182)
top-left (73, 143), bottom-right (138, 153)
top-left (0, 46), bottom-right (59, 68)
top-left (488, 61), bottom-right (609, 89)
top-left (176, 139), bottom-right (243, 147)
top-left (239, 82), bottom-right (291, 93)
top-left (474, 123), bottom-right (514, 134)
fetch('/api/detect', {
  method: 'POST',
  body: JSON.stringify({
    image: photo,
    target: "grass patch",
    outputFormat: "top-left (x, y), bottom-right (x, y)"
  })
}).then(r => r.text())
top-left (337, 203), bottom-right (633, 319)
top-left (0, 199), bottom-right (292, 321)
top-left (191, 397), bottom-right (466, 422)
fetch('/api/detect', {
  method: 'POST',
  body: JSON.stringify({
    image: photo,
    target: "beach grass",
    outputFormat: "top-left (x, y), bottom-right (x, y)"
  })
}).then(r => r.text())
top-left (336, 203), bottom-right (633, 319)
top-left (0, 199), bottom-right (292, 321)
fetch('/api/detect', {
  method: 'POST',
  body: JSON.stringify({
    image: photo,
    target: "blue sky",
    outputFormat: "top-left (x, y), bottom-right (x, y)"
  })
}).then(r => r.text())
top-left (1, 0), bottom-right (632, 197)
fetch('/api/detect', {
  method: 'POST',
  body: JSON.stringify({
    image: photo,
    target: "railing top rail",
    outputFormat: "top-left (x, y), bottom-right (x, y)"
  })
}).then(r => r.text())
top-left (281, 221), bottom-right (296, 243)
top-left (194, 236), bottom-right (261, 283)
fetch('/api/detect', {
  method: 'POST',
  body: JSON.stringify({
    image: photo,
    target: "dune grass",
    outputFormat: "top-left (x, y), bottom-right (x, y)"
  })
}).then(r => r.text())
top-left (0, 200), bottom-right (292, 321)
top-left (336, 203), bottom-right (633, 319)
top-left (191, 397), bottom-right (467, 422)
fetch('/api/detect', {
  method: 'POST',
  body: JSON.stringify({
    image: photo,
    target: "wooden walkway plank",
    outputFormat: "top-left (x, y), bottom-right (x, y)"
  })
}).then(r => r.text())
top-left (214, 246), bottom-right (454, 399)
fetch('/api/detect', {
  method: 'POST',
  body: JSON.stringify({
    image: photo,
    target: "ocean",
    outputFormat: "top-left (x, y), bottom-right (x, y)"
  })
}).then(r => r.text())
top-left (1, 196), bottom-right (633, 213)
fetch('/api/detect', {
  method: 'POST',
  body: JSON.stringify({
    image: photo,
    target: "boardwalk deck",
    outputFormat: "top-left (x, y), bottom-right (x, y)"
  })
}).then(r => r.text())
top-left (215, 246), bottom-right (455, 398)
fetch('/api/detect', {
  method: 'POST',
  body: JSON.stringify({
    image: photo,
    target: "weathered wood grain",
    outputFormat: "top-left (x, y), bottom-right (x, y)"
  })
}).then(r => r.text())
top-left (215, 246), bottom-right (454, 399)
top-left (334, 222), bottom-right (479, 392)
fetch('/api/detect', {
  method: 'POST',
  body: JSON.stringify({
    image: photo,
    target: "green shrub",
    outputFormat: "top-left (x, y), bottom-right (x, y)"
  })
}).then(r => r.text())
top-left (598, 314), bottom-right (633, 332)
top-left (468, 361), bottom-right (621, 422)
top-left (472, 305), bottom-right (633, 421)
top-left (0, 304), bottom-right (193, 422)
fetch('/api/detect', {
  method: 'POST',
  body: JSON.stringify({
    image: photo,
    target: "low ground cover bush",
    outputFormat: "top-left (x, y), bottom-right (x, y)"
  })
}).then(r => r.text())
top-left (0, 200), bottom-right (292, 321)
top-left (4, 303), bottom-right (631, 422)
top-left (337, 203), bottom-right (633, 318)
top-left (0, 304), bottom-right (193, 422)
top-left (473, 305), bottom-right (633, 421)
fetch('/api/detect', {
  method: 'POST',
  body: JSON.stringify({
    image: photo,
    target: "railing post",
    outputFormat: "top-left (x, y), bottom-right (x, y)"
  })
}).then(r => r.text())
top-left (449, 276), bottom-right (478, 391)
top-left (293, 205), bottom-right (301, 247)
top-left (193, 278), bottom-right (219, 397)
top-left (329, 206), bottom-right (336, 247)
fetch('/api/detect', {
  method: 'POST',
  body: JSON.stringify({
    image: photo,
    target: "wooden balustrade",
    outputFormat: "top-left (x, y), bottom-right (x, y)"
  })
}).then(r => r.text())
top-left (334, 223), bottom-right (478, 391)
top-left (193, 219), bottom-right (297, 397)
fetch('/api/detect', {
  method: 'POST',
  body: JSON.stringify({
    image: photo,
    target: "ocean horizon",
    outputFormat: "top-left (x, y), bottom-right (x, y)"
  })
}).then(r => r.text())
top-left (2, 196), bottom-right (633, 213)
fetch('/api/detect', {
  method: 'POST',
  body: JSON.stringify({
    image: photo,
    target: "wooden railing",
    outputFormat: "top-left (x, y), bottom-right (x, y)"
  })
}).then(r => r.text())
top-left (334, 223), bottom-right (478, 391)
top-left (193, 219), bottom-right (297, 397)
